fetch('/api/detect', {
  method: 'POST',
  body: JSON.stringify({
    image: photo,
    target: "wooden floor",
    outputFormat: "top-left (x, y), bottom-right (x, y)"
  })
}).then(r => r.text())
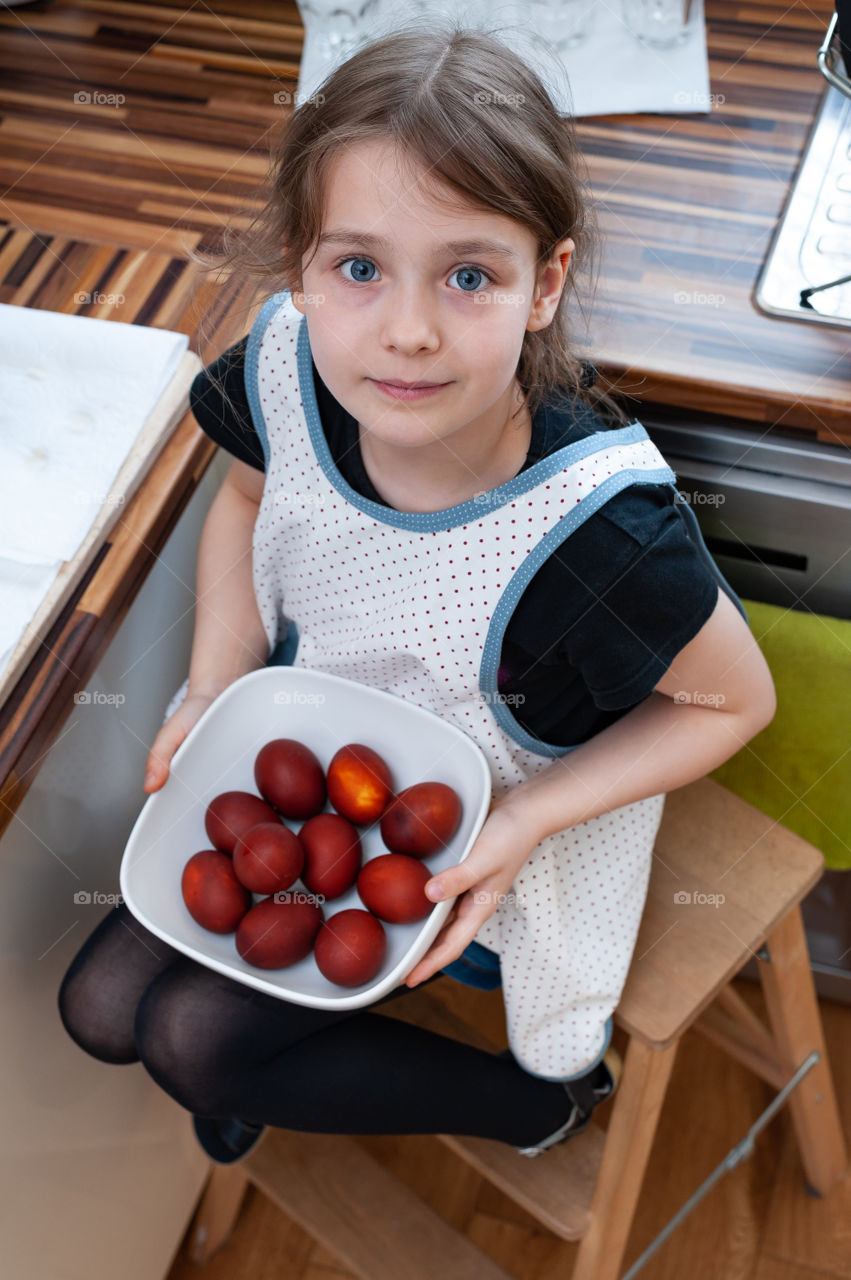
top-left (1, 4), bottom-right (849, 1277)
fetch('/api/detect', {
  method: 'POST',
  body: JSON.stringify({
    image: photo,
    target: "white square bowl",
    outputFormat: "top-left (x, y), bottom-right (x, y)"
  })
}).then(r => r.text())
top-left (119, 666), bottom-right (492, 1008)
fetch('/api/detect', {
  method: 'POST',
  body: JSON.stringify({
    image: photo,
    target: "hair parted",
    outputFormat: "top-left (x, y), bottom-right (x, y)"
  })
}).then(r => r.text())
top-left (194, 18), bottom-right (630, 427)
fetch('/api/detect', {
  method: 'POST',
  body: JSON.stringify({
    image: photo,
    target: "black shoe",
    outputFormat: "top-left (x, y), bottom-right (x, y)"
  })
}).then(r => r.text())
top-left (192, 1114), bottom-right (267, 1164)
top-left (499, 1045), bottom-right (623, 1157)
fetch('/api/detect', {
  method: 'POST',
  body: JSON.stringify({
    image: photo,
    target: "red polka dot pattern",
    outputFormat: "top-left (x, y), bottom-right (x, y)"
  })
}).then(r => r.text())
top-left (165, 293), bottom-right (672, 1078)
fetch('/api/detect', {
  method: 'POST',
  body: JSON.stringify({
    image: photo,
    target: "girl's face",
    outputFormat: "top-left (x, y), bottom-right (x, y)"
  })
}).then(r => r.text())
top-left (290, 137), bottom-right (572, 457)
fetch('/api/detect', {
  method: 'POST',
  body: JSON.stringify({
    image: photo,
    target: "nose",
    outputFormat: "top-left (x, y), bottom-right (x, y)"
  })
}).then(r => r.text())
top-left (378, 280), bottom-right (441, 356)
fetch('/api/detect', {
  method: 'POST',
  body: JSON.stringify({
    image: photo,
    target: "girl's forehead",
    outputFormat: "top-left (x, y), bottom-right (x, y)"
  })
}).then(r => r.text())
top-left (319, 138), bottom-right (534, 250)
top-left (323, 138), bottom-right (456, 208)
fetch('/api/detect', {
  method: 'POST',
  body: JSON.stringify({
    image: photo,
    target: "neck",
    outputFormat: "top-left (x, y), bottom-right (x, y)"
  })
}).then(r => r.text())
top-left (358, 383), bottom-right (533, 513)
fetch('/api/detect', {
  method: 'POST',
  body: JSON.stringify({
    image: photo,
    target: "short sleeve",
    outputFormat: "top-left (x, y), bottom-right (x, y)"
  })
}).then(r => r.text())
top-left (189, 335), bottom-right (265, 472)
top-left (559, 486), bottom-right (722, 710)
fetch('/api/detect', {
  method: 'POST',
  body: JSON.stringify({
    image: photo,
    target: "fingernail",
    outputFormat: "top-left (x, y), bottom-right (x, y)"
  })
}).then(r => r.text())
top-left (145, 771), bottom-right (156, 786)
top-left (426, 881), bottom-right (444, 901)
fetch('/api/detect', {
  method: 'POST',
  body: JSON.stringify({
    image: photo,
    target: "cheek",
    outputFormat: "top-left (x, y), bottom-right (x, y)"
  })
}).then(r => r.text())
top-left (471, 308), bottom-right (529, 370)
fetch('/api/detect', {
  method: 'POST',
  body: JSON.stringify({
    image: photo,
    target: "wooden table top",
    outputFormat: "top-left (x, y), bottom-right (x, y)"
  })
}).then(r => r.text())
top-left (0, 0), bottom-right (847, 832)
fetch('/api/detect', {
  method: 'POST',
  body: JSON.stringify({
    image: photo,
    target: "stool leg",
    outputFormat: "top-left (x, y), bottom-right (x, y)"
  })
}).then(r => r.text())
top-left (758, 904), bottom-right (848, 1195)
top-left (186, 1164), bottom-right (250, 1263)
top-left (572, 1036), bottom-right (678, 1280)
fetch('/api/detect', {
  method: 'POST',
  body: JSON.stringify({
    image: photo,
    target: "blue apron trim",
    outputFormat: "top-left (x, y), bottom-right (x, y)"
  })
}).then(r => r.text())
top-left (440, 939), bottom-right (503, 990)
top-left (244, 290), bottom-right (289, 470)
top-left (289, 299), bottom-right (672, 532)
top-left (512, 1015), bottom-right (614, 1082)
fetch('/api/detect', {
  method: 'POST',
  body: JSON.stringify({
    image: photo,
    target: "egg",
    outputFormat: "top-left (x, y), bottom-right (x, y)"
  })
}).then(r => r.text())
top-left (235, 893), bottom-right (324, 969)
top-left (232, 822), bottom-right (304, 895)
top-left (254, 738), bottom-right (326, 819)
top-left (314, 909), bottom-right (387, 987)
top-left (181, 849), bottom-right (252, 934)
top-left (357, 853), bottom-right (433, 924)
top-left (298, 812), bottom-right (362, 899)
top-left (379, 781), bottom-right (462, 857)
top-left (204, 790), bottom-right (281, 856)
top-left (326, 743), bottom-right (393, 825)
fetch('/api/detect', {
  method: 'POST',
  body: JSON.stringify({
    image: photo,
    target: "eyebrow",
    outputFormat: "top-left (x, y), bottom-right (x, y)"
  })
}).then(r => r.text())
top-left (316, 229), bottom-right (520, 261)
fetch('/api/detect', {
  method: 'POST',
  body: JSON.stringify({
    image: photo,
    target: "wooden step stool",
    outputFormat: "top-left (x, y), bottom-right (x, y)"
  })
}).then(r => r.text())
top-left (183, 777), bottom-right (848, 1280)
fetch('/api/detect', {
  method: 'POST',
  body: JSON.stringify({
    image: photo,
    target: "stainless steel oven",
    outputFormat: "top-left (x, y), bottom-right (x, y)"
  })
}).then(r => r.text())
top-left (638, 402), bottom-right (851, 1003)
top-left (755, 2), bottom-right (851, 329)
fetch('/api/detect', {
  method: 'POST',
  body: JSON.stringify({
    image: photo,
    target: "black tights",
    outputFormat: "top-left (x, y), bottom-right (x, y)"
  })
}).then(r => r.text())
top-left (56, 903), bottom-right (577, 1148)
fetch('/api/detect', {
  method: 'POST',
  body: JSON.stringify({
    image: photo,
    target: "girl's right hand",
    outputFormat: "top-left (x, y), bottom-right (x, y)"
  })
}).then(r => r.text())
top-left (143, 693), bottom-right (219, 793)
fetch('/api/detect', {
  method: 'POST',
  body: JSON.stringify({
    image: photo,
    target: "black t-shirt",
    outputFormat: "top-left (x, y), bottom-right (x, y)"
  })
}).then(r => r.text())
top-left (190, 336), bottom-right (721, 748)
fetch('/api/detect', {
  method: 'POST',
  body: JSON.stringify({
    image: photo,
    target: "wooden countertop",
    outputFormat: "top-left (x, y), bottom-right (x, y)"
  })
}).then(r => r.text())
top-left (0, 0), bottom-right (846, 831)
top-left (577, 0), bottom-right (850, 444)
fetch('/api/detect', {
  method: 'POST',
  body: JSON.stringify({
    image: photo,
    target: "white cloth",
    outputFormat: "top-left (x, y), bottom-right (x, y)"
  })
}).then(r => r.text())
top-left (164, 289), bottom-right (674, 1078)
top-left (0, 305), bottom-right (188, 673)
top-left (295, 0), bottom-right (711, 121)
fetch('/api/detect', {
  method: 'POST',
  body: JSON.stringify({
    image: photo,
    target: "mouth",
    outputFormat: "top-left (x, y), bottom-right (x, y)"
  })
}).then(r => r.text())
top-left (369, 378), bottom-right (450, 401)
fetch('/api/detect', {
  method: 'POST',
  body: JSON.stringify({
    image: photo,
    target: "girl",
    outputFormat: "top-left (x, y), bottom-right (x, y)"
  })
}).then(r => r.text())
top-left (58, 22), bottom-right (776, 1165)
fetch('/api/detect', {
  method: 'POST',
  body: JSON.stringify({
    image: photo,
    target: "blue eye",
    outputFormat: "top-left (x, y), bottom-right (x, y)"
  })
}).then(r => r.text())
top-left (449, 266), bottom-right (490, 292)
top-left (338, 257), bottom-right (378, 283)
top-left (335, 257), bottom-right (493, 290)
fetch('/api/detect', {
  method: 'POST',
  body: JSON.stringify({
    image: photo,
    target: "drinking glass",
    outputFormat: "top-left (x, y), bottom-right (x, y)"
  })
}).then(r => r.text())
top-left (621, 0), bottom-right (698, 50)
top-left (530, 0), bottom-right (596, 51)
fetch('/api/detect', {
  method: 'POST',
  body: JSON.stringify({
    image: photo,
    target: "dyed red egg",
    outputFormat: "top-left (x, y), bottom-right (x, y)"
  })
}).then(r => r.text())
top-left (254, 738), bottom-right (326, 819)
top-left (235, 893), bottom-right (324, 969)
top-left (181, 849), bottom-right (251, 933)
top-left (326, 744), bottom-right (393, 825)
top-left (298, 812), bottom-right (362, 900)
top-left (204, 790), bottom-right (280, 856)
top-left (314, 909), bottom-right (387, 987)
top-left (357, 853), bottom-right (432, 924)
top-left (379, 782), bottom-right (462, 858)
top-left (232, 822), bottom-right (304, 895)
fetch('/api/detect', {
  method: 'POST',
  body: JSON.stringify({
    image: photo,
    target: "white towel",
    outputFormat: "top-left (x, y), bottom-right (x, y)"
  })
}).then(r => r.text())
top-left (0, 305), bottom-right (188, 673)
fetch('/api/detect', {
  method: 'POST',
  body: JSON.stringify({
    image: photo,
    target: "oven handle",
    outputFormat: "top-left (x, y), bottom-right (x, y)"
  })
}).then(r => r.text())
top-left (818, 8), bottom-right (851, 100)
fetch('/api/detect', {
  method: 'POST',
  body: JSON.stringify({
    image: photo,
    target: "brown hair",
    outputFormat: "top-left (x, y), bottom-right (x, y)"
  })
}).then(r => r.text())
top-left (196, 18), bottom-right (630, 427)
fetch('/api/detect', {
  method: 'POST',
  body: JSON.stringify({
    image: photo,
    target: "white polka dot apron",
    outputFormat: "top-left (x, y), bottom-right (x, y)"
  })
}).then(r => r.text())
top-left (166, 288), bottom-right (682, 1080)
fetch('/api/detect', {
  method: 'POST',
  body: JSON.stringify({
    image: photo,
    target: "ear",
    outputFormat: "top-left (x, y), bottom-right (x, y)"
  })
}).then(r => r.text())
top-left (527, 236), bottom-right (574, 332)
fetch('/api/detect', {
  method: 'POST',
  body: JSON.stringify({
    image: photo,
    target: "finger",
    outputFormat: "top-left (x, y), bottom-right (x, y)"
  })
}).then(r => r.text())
top-left (424, 850), bottom-right (503, 904)
top-left (144, 723), bottom-right (186, 791)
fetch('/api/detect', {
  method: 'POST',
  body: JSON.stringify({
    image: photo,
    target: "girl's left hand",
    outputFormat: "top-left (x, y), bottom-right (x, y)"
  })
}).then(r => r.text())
top-left (403, 799), bottom-right (541, 987)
